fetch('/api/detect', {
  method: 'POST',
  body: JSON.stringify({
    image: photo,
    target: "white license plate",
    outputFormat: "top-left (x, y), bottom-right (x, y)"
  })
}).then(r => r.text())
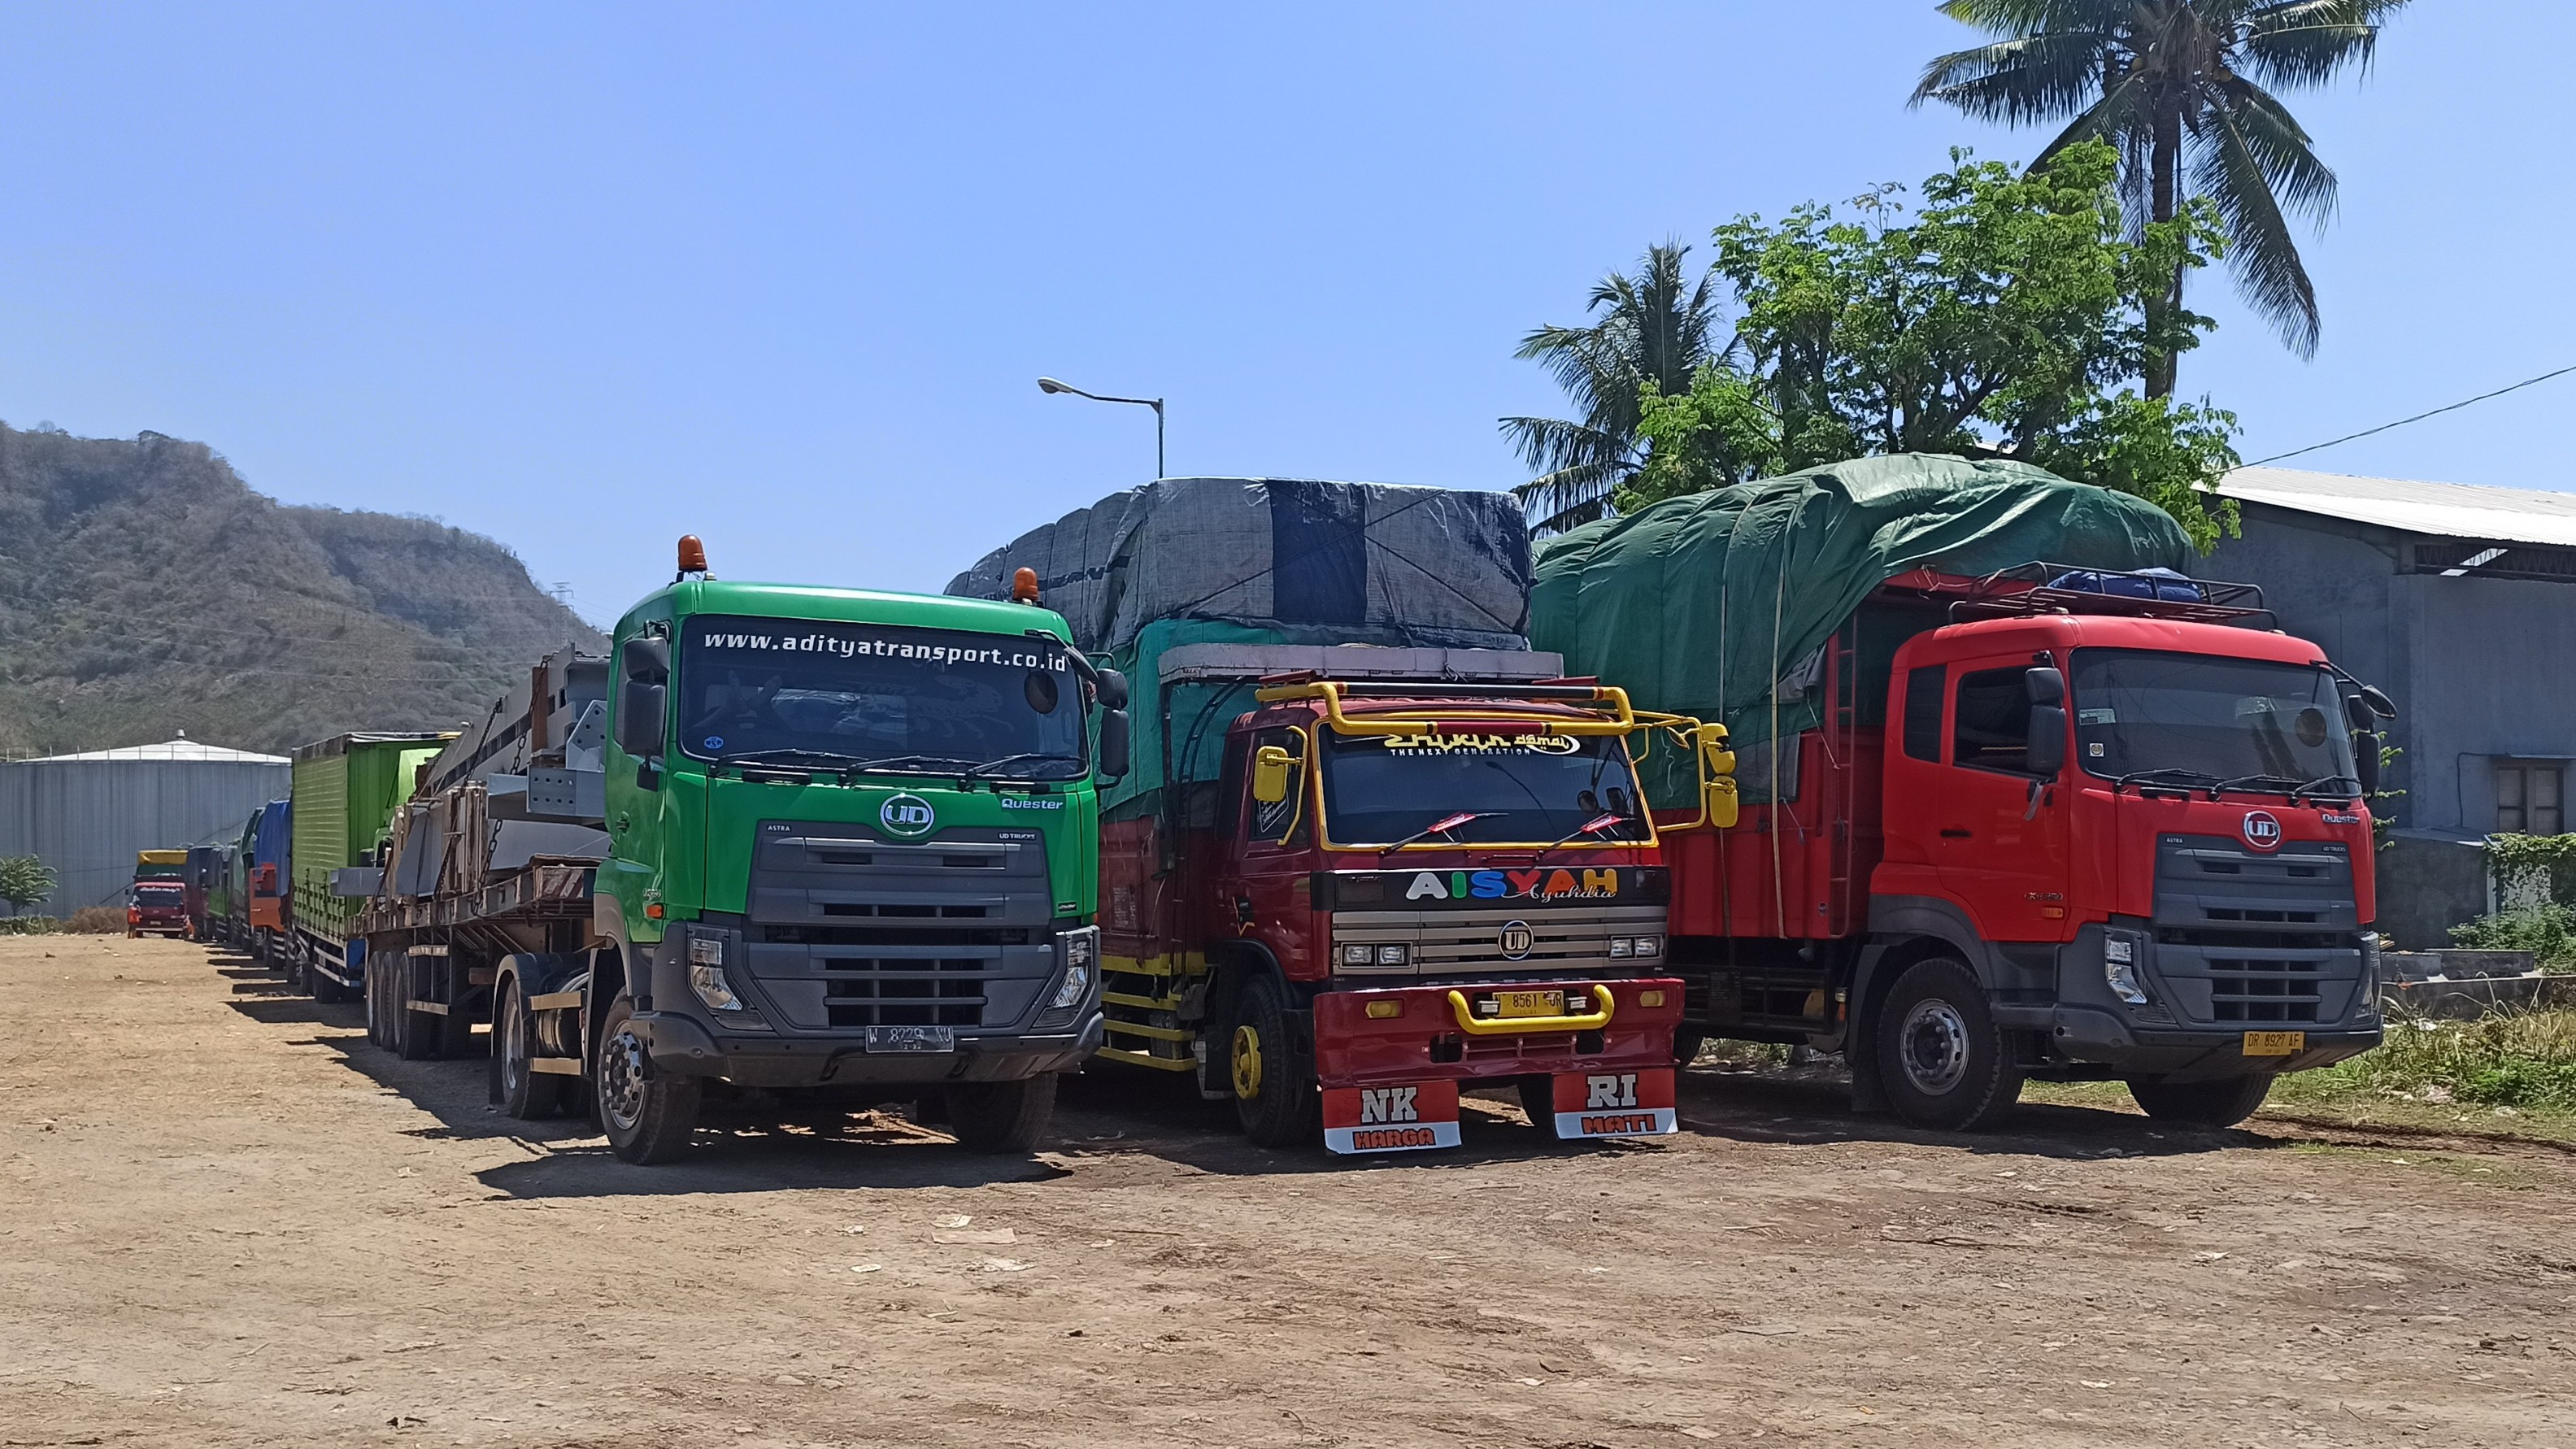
top-left (865, 1025), bottom-right (956, 1053)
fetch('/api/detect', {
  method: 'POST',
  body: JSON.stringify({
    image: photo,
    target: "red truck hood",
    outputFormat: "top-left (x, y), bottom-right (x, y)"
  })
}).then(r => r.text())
top-left (2104, 790), bottom-right (2375, 924)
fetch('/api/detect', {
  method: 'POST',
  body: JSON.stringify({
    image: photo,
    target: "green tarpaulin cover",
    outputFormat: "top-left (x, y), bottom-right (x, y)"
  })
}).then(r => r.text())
top-left (1530, 454), bottom-right (2192, 800)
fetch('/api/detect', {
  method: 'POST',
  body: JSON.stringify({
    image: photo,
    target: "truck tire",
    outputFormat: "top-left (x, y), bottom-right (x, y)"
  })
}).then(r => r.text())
top-left (1516, 1076), bottom-right (1565, 1138)
top-left (364, 960), bottom-right (389, 1047)
top-left (2126, 1073), bottom-right (2272, 1128)
top-left (1229, 973), bottom-right (1321, 1149)
top-left (947, 1074), bottom-right (1058, 1153)
top-left (494, 978), bottom-right (565, 1120)
top-left (596, 994), bottom-right (700, 1164)
top-left (311, 961), bottom-right (351, 1005)
top-left (395, 954), bottom-right (442, 1060)
top-left (436, 960), bottom-right (477, 1059)
top-left (1875, 957), bottom-right (2024, 1132)
top-left (1672, 1027), bottom-right (1707, 1067)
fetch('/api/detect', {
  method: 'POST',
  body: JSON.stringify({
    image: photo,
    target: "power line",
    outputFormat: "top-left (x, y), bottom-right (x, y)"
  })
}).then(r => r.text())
top-left (2247, 363), bottom-right (2576, 467)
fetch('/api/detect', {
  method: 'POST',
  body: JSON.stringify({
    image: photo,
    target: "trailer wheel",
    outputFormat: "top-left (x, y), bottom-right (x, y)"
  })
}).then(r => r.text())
top-left (597, 995), bottom-right (700, 1164)
top-left (1875, 957), bottom-right (2024, 1132)
top-left (1229, 973), bottom-right (1321, 1148)
top-left (947, 1074), bottom-right (1058, 1153)
top-left (2126, 1073), bottom-right (2272, 1128)
top-left (364, 959), bottom-right (389, 1047)
top-left (494, 978), bottom-right (565, 1120)
top-left (395, 953), bottom-right (442, 1060)
top-left (436, 960), bottom-right (477, 1059)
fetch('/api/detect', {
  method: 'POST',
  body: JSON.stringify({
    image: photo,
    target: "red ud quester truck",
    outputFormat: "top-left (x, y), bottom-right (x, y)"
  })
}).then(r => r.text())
top-left (1103, 644), bottom-right (1716, 1152)
top-left (1534, 457), bottom-right (2393, 1131)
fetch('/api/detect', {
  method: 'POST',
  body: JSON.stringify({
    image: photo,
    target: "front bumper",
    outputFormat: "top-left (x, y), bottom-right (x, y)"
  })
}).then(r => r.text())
top-left (633, 1007), bottom-right (1105, 1087)
top-left (2033, 1003), bottom-right (2382, 1080)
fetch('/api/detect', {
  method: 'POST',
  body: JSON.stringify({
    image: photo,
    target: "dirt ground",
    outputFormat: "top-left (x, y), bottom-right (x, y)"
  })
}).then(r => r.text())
top-left (3, 936), bottom-right (2572, 1449)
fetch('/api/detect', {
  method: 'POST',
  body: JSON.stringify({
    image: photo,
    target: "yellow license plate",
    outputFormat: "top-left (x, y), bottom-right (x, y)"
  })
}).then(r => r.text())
top-left (2242, 1030), bottom-right (2306, 1056)
top-left (1495, 990), bottom-right (1566, 1019)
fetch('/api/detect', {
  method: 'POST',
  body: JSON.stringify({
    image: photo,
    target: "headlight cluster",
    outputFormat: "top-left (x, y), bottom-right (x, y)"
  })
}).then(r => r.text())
top-left (1339, 942), bottom-right (1409, 968)
top-left (2103, 933), bottom-right (2150, 1006)
top-left (1051, 926), bottom-right (1099, 1009)
top-left (1607, 935), bottom-right (1662, 959)
top-left (689, 933), bottom-right (746, 1012)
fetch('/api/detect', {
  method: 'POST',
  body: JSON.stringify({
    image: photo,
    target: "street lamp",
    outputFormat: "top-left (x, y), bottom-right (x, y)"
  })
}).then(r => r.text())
top-left (1038, 376), bottom-right (1165, 479)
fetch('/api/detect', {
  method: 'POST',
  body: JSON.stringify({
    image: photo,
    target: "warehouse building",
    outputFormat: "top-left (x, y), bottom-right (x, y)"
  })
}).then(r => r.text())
top-left (2203, 466), bottom-right (2576, 946)
top-left (0, 736), bottom-right (289, 914)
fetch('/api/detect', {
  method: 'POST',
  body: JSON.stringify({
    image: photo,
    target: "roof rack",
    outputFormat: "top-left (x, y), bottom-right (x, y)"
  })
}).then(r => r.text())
top-left (1885, 563), bottom-right (2276, 629)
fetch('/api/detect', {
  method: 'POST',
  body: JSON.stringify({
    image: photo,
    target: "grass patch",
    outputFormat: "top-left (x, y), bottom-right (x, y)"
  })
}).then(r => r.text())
top-left (2274, 1009), bottom-right (2576, 1114)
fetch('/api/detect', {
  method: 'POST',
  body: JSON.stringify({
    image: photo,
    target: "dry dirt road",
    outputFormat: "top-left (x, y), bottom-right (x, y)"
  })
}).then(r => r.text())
top-left (3, 934), bottom-right (2572, 1449)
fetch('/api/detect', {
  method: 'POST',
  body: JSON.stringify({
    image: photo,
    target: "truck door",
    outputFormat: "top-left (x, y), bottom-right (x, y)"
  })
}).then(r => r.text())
top-left (1225, 724), bottom-right (1316, 977)
top-left (1929, 659), bottom-right (2072, 942)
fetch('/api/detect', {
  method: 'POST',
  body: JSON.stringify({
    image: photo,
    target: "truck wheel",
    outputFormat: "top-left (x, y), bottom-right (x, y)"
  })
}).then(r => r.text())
top-left (436, 964), bottom-right (477, 1059)
top-left (1672, 1027), bottom-right (1707, 1066)
top-left (1516, 1076), bottom-right (1565, 1138)
top-left (1875, 957), bottom-right (2024, 1132)
top-left (597, 995), bottom-right (700, 1164)
top-left (311, 963), bottom-right (350, 1005)
top-left (364, 961), bottom-right (389, 1047)
top-left (494, 979), bottom-right (565, 1119)
top-left (947, 1074), bottom-right (1058, 1153)
top-left (2126, 1073), bottom-right (2272, 1128)
top-left (395, 955), bottom-right (442, 1060)
top-left (1229, 974), bottom-right (1321, 1148)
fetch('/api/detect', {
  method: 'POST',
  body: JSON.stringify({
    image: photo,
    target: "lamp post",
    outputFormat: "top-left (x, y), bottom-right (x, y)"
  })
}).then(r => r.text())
top-left (1038, 376), bottom-right (1165, 479)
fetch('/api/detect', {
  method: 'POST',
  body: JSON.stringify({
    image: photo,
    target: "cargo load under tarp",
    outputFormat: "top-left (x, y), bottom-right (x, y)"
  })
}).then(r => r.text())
top-left (945, 477), bottom-right (1531, 655)
top-left (1530, 454), bottom-right (2193, 803)
top-left (948, 480), bottom-right (1534, 820)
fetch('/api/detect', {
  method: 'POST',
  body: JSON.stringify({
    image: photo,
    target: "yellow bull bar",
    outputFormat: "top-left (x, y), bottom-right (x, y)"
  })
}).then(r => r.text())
top-left (1446, 983), bottom-right (1617, 1036)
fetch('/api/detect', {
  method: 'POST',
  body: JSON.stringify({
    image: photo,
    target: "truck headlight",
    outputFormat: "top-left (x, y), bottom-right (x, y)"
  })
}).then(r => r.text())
top-left (2103, 934), bottom-right (2148, 1006)
top-left (690, 963), bottom-right (745, 1012)
top-left (1375, 944), bottom-right (1409, 967)
top-left (1051, 927), bottom-right (1099, 1009)
top-left (1633, 935), bottom-right (1661, 958)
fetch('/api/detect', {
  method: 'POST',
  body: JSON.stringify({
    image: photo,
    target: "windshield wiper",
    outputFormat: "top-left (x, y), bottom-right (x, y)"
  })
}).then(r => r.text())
top-left (963, 752), bottom-right (1084, 781)
top-left (716, 747), bottom-right (876, 772)
top-left (2113, 767), bottom-right (2221, 795)
top-left (2293, 773), bottom-right (2363, 802)
top-left (1534, 810), bottom-right (1636, 859)
top-left (2216, 773), bottom-right (2311, 801)
top-left (1372, 811), bottom-right (1499, 854)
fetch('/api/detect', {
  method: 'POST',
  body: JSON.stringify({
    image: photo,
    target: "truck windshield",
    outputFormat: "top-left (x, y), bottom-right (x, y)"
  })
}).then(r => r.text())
top-left (2070, 648), bottom-right (2358, 796)
top-left (1316, 729), bottom-right (1651, 847)
top-left (677, 615), bottom-right (1086, 780)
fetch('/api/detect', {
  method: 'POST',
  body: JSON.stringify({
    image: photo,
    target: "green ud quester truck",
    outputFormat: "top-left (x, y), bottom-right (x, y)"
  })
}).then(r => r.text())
top-left (356, 537), bottom-right (1123, 1163)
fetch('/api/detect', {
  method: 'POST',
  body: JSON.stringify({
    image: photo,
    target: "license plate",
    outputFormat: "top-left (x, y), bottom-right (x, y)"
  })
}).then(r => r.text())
top-left (2242, 1029), bottom-right (2305, 1056)
top-left (1495, 990), bottom-right (1565, 1019)
top-left (865, 1025), bottom-right (956, 1053)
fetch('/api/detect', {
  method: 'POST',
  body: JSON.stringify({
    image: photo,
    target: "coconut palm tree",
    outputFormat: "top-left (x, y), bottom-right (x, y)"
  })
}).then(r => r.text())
top-left (1912, 0), bottom-right (2406, 396)
top-left (1503, 242), bottom-right (1724, 533)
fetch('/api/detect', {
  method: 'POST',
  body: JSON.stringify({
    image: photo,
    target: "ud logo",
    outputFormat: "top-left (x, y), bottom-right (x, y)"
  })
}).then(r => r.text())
top-left (1585, 1073), bottom-right (1638, 1109)
top-left (879, 793), bottom-right (937, 838)
top-left (1497, 920), bottom-right (1533, 959)
top-left (1357, 1086), bottom-right (1420, 1125)
top-left (2242, 809), bottom-right (2282, 852)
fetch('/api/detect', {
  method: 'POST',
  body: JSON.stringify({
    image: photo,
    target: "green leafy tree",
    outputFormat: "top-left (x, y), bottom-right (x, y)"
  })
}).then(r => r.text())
top-left (1912, 0), bottom-right (2406, 397)
top-left (1503, 242), bottom-right (1725, 533)
top-left (1612, 143), bottom-right (2242, 550)
top-left (0, 855), bottom-right (55, 916)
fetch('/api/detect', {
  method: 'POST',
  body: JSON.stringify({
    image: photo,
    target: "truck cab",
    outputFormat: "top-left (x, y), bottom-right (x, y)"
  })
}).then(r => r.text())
top-left (1103, 645), bottom-right (1717, 1152)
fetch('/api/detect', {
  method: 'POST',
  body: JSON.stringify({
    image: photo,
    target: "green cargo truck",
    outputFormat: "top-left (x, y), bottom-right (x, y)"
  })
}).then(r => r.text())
top-left (288, 733), bottom-right (453, 1002)
top-left (354, 537), bottom-right (1124, 1162)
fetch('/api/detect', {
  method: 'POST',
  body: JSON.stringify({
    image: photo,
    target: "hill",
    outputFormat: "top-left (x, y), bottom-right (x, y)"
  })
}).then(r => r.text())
top-left (0, 423), bottom-right (605, 755)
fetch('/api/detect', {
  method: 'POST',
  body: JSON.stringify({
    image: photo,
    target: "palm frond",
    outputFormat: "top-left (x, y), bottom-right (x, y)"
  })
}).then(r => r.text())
top-left (2206, 74), bottom-right (2338, 224)
top-left (1510, 453), bottom-right (1635, 537)
top-left (2240, 0), bottom-right (2407, 87)
top-left (1935, 0), bottom-right (2132, 33)
top-left (2191, 106), bottom-right (2321, 355)
top-left (1913, 31), bottom-right (2118, 122)
top-left (1499, 416), bottom-right (1634, 481)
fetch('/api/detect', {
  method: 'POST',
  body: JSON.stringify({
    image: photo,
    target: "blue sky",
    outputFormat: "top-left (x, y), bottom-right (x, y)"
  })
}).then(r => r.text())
top-left (2, 2), bottom-right (2563, 624)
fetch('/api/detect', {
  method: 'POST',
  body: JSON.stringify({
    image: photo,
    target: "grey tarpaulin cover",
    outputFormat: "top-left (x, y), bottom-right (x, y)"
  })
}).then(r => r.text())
top-left (948, 479), bottom-right (1534, 820)
top-left (944, 477), bottom-right (1532, 655)
top-left (1530, 454), bottom-right (2193, 799)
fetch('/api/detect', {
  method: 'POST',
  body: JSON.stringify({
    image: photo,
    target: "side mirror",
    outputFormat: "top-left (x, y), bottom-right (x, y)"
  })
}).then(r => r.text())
top-left (1251, 745), bottom-right (1295, 804)
top-left (2026, 705), bottom-right (2069, 777)
top-left (616, 679), bottom-right (666, 762)
top-left (621, 634), bottom-right (669, 684)
top-left (1098, 708), bottom-right (1132, 781)
top-left (1094, 668), bottom-right (1129, 711)
top-left (2025, 664), bottom-right (2066, 707)
top-left (1699, 724), bottom-right (1737, 781)
top-left (2354, 733), bottom-right (2382, 796)
top-left (2359, 683), bottom-right (2396, 720)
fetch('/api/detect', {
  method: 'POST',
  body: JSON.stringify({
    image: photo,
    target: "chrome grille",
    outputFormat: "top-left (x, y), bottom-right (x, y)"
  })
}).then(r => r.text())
top-left (1329, 905), bottom-right (1665, 977)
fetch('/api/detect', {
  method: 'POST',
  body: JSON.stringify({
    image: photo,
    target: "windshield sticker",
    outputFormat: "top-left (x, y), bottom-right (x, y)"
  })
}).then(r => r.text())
top-left (703, 735), bottom-right (725, 751)
top-left (696, 624), bottom-right (1067, 672)
top-left (1369, 733), bottom-right (1582, 755)
top-left (2078, 708), bottom-right (2117, 725)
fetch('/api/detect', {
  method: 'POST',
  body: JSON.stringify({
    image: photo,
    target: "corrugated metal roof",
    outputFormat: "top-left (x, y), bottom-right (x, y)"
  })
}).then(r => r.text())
top-left (2218, 466), bottom-right (2576, 547)
top-left (17, 738), bottom-right (289, 764)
